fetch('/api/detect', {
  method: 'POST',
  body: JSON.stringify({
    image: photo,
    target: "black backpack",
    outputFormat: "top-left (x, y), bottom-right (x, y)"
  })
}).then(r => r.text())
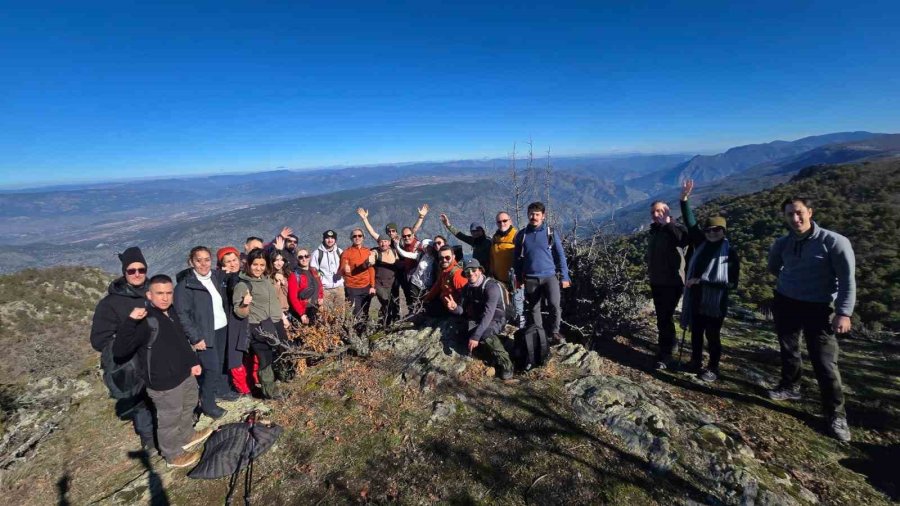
top-left (100, 316), bottom-right (159, 399)
top-left (512, 324), bottom-right (548, 371)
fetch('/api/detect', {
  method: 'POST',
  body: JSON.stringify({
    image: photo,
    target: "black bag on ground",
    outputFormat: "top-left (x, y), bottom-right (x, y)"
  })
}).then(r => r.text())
top-left (512, 324), bottom-right (548, 371)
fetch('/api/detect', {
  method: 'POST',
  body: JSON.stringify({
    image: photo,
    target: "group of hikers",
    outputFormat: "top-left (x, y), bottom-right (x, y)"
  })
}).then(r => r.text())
top-left (90, 201), bottom-right (570, 468)
top-left (89, 179), bottom-right (857, 469)
top-left (648, 180), bottom-right (856, 442)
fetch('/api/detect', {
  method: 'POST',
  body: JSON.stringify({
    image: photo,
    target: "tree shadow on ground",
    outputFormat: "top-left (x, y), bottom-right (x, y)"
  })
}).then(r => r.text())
top-left (839, 442), bottom-right (899, 501)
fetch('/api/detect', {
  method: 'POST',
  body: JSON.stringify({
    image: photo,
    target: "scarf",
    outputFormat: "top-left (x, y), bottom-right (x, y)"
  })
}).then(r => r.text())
top-left (680, 239), bottom-right (730, 328)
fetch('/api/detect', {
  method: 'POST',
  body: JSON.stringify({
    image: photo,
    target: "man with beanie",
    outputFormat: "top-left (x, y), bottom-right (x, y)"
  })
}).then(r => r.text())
top-left (89, 246), bottom-right (156, 450)
top-left (446, 259), bottom-right (516, 380)
top-left (440, 212), bottom-right (492, 271)
top-left (311, 229), bottom-right (345, 310)
top-left (114, 274), bottom-right (212, 468)
top-left (767, 196), bottom-right (856, 442)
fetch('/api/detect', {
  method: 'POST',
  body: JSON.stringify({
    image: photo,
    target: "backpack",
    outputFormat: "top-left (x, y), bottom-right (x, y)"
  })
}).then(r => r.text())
top-left (100, 316), bottom-right (160, 399)
top-left (480, 277), bottom-right (517, 324)
top-left (315, 247), bottom-right (342, 271)
top-left (512, 324), bottom-right (548, 371)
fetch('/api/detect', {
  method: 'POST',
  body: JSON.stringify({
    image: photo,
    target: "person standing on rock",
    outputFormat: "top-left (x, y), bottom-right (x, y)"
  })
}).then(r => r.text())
top-left (679, 180), bottom-right (740, 382)
top-left (340, 228), bottom-right (376, 334)
top-left (767, 196), bottom-right (856, 443)
top-left (89, 246), bottom-right (156, 451)
top-left (114, 274), bottom-right (213, 468)
top-left (439, 212), bottom-right (492, 271)
top-left (174, 246), bottom-right (236, 421)
top-left (311, 230), bottom-right (345, 311)
top-left (513, 202), bottom-right (571, 344)
top-left (446, 259), bottom-right (516, 380)
top-left (647, 193), bottom-right (689, 370)
top-left (490, 211), bottom-right (525, 328)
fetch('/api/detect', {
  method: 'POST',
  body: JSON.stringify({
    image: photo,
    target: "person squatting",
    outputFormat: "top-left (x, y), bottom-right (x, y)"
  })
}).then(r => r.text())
top-left (91, 192), bottom-right (858, 468)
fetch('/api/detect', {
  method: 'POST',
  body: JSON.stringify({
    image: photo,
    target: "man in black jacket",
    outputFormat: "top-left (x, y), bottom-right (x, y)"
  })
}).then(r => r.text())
top-left (646, 200), bottom-right (689, 369)
top-left (446, 259), bottom-right (515, 380)
top-left (89, 246), bottom-right (155, 450)
top-left (114, 275), bottom-right (212, 468)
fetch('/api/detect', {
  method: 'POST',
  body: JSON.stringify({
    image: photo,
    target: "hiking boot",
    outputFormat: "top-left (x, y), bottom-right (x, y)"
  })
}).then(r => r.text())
top-left (654, 356), bottom-right (674, 370)
top-left (699, 369), bottom-right (718, 382)
top-left (499, 368), bottom-right (513, 381)
top-left (828, 417), bottom-right (851, 442)
top-left (218, 390), bottom-right (241, 402)
top-left (182, 427), bottom-right (214, 451)
top-left (166, 449), bottom-right (201, 469)
top-left (201, 404), bottom-right (227, 420)
top-left (551, 333), bottom-right (567, 345)
top-left (681, 361), bottom-right (702, 374)
top-left (768, 385), bottom-right (801, 401)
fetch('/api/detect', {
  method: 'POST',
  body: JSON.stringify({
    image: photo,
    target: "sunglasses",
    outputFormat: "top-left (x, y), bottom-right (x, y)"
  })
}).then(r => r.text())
top-left (463, 268), bottom-right (479, 277)
top-left (402, 234), bottom-right (413, 238)
top-left (496, 219), bottom-right (509, 224)
top-left (126, 267), bottom-right (147, 275)
top-left (351, 234), bottom-right (363, 238)
top-left (440, 255), bottom-right (453, 261)
top-left (704, 227), bottom-right (725, 233)
top-left (298, 254), bottom-right (310, 259)
top-left (286, 240), bottom-right (297, 244)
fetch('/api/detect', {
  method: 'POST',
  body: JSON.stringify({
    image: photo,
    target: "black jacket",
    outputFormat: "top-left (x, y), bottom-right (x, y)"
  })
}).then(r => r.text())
top-left (113, 305), bottom-right (199, 391)
top-left (90, 277), bottom-right (149, 352)
top-left (646, 221), bottom-right (688, 287)
top-left (174, 268), bottom-right (228, 346)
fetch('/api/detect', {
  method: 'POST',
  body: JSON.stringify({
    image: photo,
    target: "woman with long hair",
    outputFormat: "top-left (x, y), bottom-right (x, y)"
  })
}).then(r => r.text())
top-left (288, 247), bottom-right (324, 324)
top-left (232, 248), bottom-right (287, 399)
top-left (268, 248), bottom-right (291, 322)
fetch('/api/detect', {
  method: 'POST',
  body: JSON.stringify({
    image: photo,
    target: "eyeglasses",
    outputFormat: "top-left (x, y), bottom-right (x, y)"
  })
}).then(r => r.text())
top-left (351, 234), bottom-right (363, 238)
top-left (496, 219), bottom-right (509, 224)
top-left (126, 267), bottom-right (147, 275)
top-left (297, 254), bottom-right (310, 259)
top-left (440, 255), bottom-right (453, 261)
top-left (402, 234), bottom-right (412, 238)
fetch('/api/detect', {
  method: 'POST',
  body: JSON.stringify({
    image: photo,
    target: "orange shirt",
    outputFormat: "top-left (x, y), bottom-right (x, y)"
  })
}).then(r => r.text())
top-left (424, 259), bottom-right (467, 303)
top-left (340, 245), bottom-right (375, 289)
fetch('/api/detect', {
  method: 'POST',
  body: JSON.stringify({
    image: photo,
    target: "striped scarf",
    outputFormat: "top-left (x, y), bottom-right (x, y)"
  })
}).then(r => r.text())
top-left (680, 239), bottom-right (730, 329)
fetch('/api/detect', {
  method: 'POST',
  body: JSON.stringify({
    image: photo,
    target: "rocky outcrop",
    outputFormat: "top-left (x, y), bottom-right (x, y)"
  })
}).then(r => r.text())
top-left (372, 318), bottom-right (472, 391)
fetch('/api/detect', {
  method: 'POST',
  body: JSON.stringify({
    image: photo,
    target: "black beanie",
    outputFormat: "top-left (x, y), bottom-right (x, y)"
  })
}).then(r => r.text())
top-left (118, 246), bottom-right (147, 274)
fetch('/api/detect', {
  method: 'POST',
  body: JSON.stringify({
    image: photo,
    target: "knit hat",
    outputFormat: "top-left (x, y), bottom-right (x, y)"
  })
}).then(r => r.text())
top-left (322, 230), bottom-right (337, 239)
top-left (118, 247), bottom-right (146, 274)
top-left (385, 223), bottom-right (398, 232)
top-left (469, 222), bottom-right (484, 232)
top-left (216, 246), bottom-right (240, 263)
top-left (703, 216), bottom-right (727, 230)
top-left (463, 258), bottom-right (483, 271)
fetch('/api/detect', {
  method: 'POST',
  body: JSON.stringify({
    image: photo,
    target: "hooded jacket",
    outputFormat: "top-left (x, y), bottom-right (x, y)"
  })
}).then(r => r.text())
top-left (447, 224), bottom-right (492, 270)
top-left (451, 276), bottom-right (506, 342)
top-left (232, 273), bottom-right (282, 325)
top-left (90, 277), bottom-right (149, 352)
top-left (768, 221), bottom-right (856, 316)
top-left (310, 244), bottom-right (344, 289)
top-left (424, 258), bottom-right (467, 303)
top-left (174, 268), bottom-right (229, 346)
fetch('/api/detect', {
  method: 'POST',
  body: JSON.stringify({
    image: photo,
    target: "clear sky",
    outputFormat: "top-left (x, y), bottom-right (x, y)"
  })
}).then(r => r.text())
top-left (1, 0), bottom-right (898, 187)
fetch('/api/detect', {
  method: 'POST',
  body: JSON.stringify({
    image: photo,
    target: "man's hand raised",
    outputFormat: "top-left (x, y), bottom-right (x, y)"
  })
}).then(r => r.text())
top-left (444, 293), bottom-right (457, 311)
top-left (357, 208), bottom-right (368, 219)
top-left (439, 213), bottom-right (450, 227)
top-left (418, 204), bottom-right (429, 217)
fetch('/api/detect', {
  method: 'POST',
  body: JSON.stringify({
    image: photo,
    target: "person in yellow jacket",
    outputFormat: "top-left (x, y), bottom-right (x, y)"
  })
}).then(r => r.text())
top-left (490, 211), bottom-right (525, 327)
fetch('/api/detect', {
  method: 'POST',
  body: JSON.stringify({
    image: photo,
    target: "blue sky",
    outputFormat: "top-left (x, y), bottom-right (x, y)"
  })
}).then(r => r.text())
top-left (1, 0), bottom-right (898, 187)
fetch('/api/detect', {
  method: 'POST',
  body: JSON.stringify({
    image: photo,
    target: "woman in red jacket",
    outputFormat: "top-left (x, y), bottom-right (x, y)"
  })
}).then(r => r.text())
top-left (288, 247), bottom-right (324, 324)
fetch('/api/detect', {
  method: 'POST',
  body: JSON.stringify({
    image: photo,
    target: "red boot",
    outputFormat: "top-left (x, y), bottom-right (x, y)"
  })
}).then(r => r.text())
top-left (229, 365), bottom-right (251, 395)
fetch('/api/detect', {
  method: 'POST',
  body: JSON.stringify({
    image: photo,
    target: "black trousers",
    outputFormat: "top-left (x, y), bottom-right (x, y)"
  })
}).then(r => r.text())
top-left (345, 286), bottom-right (372, 333)
top-left (196, 326), bottom-right (229, 410)
top-left (525, 276), bottom-right (562, 334)
top-left (690, 313), bottom-right (723, 371)
top-left (115, 392), bottom-right (154, 445)
top-left (773, 291), bottom-right (845, 417)
top-left (651, 284), bottom-right (682, 359)
top-left (375, 284), bottom-right (400, 326)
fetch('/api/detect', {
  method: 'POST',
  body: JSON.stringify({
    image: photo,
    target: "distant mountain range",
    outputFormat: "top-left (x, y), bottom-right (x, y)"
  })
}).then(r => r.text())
top-left (1, 131), bottom-right (898, 275)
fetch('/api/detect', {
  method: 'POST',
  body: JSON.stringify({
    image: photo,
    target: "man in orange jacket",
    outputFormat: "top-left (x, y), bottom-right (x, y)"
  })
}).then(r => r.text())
top-left (340, 228), bottom-right (375, 332)
top-left (423, 245), bottom-right (467, 316)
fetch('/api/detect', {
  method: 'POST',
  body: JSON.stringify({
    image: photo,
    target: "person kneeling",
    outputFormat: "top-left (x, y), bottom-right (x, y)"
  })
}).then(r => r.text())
top-left (113, 275), bottom-right (213, 468)
top-left (446, 259), bottom-right (515, 380)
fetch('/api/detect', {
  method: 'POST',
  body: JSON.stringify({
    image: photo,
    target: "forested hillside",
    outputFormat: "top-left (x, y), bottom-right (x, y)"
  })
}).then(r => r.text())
top-left (630, 159), bottom-right (900, 329)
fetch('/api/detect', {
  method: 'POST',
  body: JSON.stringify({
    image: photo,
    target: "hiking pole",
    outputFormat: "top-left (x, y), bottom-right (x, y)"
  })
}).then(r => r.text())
top-left (677, 327), bottom-right (687, 371)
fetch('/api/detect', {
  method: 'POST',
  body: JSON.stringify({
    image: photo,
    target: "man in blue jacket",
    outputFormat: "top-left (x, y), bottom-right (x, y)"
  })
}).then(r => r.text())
top-left (513, 202), bottom-right (571, 344)
top-left (767, 196), bottom-right (856, 442)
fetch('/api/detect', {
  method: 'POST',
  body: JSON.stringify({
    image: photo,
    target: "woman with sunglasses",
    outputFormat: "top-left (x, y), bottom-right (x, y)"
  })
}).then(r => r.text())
top-left (288, 247), bottom-right (324, 324)
top-left (679, 179), bottom-right (741, 382)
